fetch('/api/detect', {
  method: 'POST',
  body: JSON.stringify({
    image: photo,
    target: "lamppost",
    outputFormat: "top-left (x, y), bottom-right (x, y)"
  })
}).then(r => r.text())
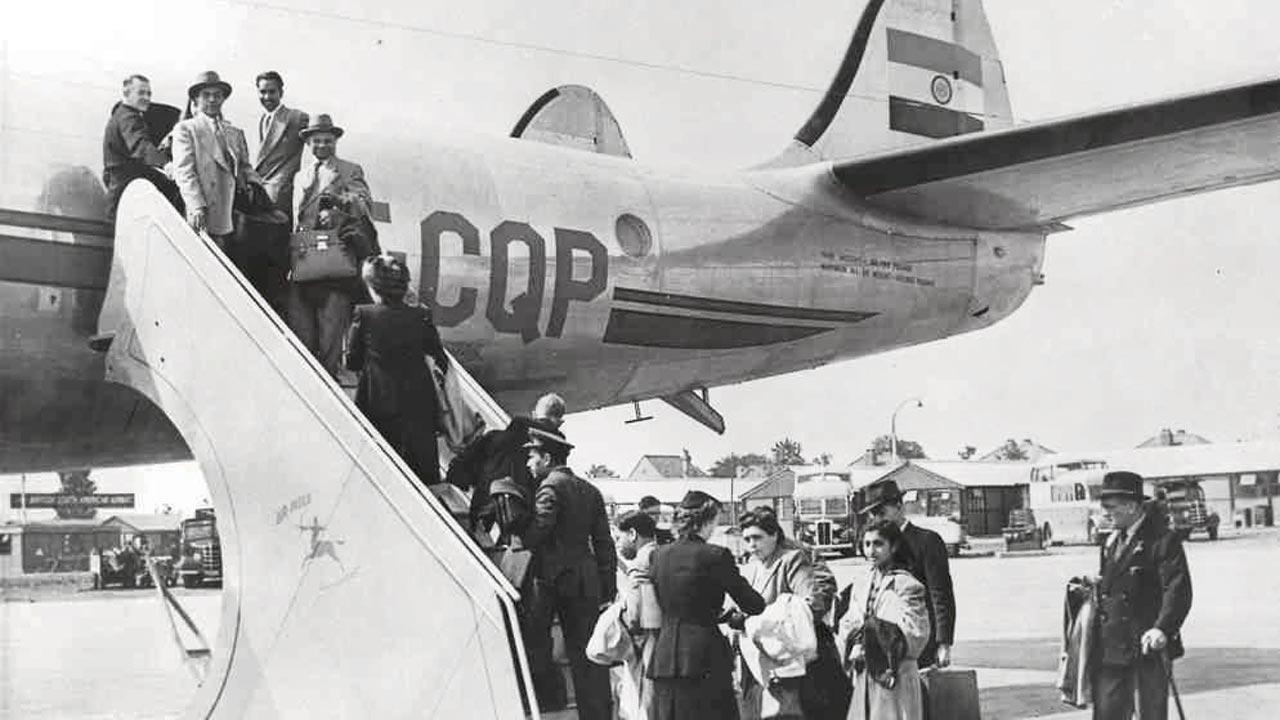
top-left (891, 397), bottom-right (924, 464)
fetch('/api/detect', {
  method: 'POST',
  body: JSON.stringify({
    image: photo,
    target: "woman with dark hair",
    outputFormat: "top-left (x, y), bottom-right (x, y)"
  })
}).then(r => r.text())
top-left (837, 519), bottom-right (930, 720)
top-left (343, 254), bottom-right (450, 485)
top-left (649, 491), bottom-right (766, 720)
top-left (735, 508), bottom-right (845, 719)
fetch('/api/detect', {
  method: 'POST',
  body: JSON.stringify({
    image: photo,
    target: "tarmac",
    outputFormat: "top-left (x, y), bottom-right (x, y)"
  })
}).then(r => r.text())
top-left (543, 526), bottom-right (1280, 719)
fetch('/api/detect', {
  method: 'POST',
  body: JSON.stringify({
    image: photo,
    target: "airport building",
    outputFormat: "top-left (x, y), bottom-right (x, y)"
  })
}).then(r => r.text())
top-left (1052, 441), bottom-right (1280, 528)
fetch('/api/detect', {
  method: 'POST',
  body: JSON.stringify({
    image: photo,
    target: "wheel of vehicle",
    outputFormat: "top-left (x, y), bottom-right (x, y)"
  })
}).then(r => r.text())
top-left (948, 544), bottom-right (960, 558)
top-left (1176, 528), bottom-right (1192, 541)
top-left (182, 575), bottom-right (201, 589)
top-left (1208, 524), bottom-right (1219, 541)
top-left (1042, 523), bottom-right (1054, 546)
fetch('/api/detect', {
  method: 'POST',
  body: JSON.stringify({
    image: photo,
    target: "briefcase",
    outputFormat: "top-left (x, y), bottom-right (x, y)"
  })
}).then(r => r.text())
top-left (921, 668), bottom-right (980, 720)
top-left (289, 229), bottom-right (358, 282)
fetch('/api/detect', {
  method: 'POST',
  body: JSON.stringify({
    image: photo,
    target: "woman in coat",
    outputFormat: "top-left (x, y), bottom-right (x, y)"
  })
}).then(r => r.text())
top-left (735, 508), bottom-right (841, 719)
top-left (838, 519), bottom-right (930, 720)
top-left (649, 491), bottom-right (766, 720)
top-left (343, 255), bottom-right (450, 485)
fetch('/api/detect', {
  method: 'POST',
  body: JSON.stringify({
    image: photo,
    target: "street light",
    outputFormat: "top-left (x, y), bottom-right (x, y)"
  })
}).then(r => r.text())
top-left (891, 397), bottom-right (924, 464)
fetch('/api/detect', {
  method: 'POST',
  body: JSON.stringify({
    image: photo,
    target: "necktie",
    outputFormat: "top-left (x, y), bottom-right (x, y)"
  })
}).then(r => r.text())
top-left (259, 113), bottom-right (269, 143)
top-left (213, 118), bottom-right (235, 171)
top-left (1110, 530), bottom-right (1127, 563)
top-left (306, 160), bottom-right (323, 203)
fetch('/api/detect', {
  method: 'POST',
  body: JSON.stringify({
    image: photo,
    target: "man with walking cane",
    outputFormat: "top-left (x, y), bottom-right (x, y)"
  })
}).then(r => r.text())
top-left (1092, 471), bottom-right (1193, 719)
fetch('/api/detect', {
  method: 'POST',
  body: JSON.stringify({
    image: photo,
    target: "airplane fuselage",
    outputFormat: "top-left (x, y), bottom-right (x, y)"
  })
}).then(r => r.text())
top-left (0, 0), bottom-right (1045, 472)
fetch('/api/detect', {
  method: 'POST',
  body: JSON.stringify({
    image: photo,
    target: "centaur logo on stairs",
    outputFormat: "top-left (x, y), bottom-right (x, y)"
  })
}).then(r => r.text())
top-left (299, 517), bottom-right (355, 587)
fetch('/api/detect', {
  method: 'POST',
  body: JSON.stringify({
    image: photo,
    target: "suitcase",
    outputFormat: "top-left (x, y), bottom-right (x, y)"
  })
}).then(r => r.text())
top-left (921, 668), bottom-right (981, 720)
top-left (289, 229), bottom-right (358, 282)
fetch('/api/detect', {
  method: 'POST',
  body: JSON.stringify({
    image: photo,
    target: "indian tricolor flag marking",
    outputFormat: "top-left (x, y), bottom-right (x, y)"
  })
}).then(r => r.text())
top-left (886, 27), bottom-right (986, 138)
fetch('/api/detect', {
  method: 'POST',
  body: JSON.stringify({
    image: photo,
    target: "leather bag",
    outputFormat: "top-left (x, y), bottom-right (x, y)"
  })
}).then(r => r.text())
top-left (289, 229), bottom-right (358, 282)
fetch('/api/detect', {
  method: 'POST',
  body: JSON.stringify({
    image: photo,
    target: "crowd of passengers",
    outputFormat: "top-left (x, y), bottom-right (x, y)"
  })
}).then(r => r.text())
top-left (102, 69), bottom-right (964, 720)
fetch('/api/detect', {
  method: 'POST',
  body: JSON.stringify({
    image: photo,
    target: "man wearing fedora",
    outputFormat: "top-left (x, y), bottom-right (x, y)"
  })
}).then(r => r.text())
top-left (1092, 470), bottom-right (1192, 720)
top-left (171, 71), bottom-right (260, 244)
top-left (858, 480), bottom-right (956, 671)
top-left (291, 114), bottom-right (370, 231)
top-left (287, 113), bottom-right (373, 378)
top-left (522, 427), bottom-right (616, 718)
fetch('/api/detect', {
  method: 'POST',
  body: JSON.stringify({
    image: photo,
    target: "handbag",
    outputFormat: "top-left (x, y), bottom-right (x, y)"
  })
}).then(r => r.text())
top-left (289, 229), bottom-right (358, 282)
top-left (234, 180), bottom-right (275, 215)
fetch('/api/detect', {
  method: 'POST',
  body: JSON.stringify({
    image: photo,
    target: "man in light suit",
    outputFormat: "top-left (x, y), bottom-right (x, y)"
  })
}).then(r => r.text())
top-left (244, 70), bottom-right (308, 313)
top-left (171, 71), bottom-right (260, 245)
top-left (288, 114), bottom-right (372, 378)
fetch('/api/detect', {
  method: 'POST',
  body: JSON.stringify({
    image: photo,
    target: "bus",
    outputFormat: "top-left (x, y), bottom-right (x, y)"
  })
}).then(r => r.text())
top-left (793, 471), bottom-right (859, 556)
top-left (1027, 460), bottom-right (1109, 545)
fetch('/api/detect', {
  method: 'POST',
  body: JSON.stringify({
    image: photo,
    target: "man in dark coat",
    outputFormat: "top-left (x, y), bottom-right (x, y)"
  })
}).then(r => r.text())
top-left (860, 480), bottom-right (956, 669)
top-left (102, 74), bottom-right (182, 222)
top-left (343, 255), bottom-right (449, 485)
top-left (1092, 471), bottom-right (1192, 720)
top-left (521, 427), bottom-right (616, 719)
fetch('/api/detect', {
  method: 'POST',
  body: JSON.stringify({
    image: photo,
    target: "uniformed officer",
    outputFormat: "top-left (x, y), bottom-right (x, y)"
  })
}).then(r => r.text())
top-left (1093, 470), bottom-right (1193, 720)
top-left (522, 427), bottom-right (616, 719)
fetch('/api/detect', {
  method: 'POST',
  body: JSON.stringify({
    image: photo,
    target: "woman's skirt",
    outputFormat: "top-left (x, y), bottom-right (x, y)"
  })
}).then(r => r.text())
top-left (652, 672), bottom-right (739, 720)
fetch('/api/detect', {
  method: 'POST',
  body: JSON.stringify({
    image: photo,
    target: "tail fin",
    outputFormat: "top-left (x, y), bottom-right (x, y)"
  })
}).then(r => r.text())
top-left (765, 0), bottom-right (1013, 167)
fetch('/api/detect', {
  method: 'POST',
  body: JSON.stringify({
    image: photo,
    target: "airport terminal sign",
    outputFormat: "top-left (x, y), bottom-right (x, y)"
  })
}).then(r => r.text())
top-left (9, 493), bottom-right (135, 519)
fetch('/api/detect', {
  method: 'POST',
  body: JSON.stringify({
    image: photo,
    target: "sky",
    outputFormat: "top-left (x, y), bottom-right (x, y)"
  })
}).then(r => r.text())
top-left (7, 0), bottom-right (1280, 493)
top-left (554, 0), bottom-right (1280, 477)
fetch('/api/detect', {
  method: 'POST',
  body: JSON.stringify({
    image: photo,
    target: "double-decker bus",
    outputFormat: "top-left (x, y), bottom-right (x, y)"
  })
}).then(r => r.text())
top-left (1027, 459), bottom-right (1109, 545)
top-left (792, 471), bottom-right (859, 556)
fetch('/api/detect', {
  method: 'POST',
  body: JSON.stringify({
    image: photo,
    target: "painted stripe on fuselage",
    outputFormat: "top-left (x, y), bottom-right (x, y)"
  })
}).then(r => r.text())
top-left (612, 287), bottom-right (877, 324)
top-left (889, 96), bottom-right (985, 138)
top-left (886, 28), bottom-right (983, 86)
top-left (602, 309), bottom-right (830, 349)
top-left (0, 233), bottom-right (111, 290)
top-left (0, 208), bottom-right (112, 238)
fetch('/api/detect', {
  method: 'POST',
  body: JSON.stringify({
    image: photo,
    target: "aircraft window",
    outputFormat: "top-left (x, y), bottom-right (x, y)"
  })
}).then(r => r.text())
top-left (615, 213), bottom-right (652, 258)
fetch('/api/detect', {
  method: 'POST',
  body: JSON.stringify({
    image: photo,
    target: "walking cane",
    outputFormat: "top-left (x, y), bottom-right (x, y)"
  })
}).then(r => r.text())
top-left (1162, 652), bottom-right (1186, 720)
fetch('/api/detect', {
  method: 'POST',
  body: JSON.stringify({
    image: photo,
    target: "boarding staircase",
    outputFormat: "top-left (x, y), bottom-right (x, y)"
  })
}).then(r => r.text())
top-left (100, 182), bottom-right (536, 719)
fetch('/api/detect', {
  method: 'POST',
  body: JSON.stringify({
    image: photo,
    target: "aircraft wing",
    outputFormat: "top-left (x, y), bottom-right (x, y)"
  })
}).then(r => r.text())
top-left (833, 77), bottom-right (1280, 230)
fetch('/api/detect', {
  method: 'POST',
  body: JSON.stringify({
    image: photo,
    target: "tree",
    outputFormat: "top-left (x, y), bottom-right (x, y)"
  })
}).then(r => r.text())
top-left (958, 445), bottom-right (978, 460)
top-left (992, 438), bottom-right (1029, 462)
top-left (55, 469), bottom-right (97, 519)
top-left (58, 469), bottom-right (97, 495)
top-left (682, 448), bottom-right (706, 477)
top-left (709, 452), bottom-right (770, 478)
top-left (771, 437), bottom-right (805, 466)
top-left (586, 464), bottom-right (618, 479)
top-left (870, 435), bottom-right (927, 461)
top-left (813, 452), bottom-right (833, 466)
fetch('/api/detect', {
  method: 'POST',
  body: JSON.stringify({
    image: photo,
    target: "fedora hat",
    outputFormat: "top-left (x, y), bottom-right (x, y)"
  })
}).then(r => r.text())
top-left (299, 113), bottom-right (345, 140)
top-left (523, 426), bottom-right (573, 452)
top-left (860, 479), bottom-right (904, 515)
top-left (188, 70), bottom-right (232, 99)
top-left (1098, 470), bottom-right (1148, 501)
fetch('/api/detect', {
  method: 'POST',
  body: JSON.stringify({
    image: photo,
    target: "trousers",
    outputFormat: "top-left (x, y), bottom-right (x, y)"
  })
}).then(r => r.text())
top-left (287, 281), bottom-right (351, 378)
top-left (526, 576), bottom-right (612, 719)
top-left (1092, 656), bottom-right (1169, 720)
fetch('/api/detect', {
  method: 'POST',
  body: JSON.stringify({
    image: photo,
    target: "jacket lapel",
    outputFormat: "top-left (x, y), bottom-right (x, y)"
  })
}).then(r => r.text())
top-left (1101, 524), bottom-right (1145, 587)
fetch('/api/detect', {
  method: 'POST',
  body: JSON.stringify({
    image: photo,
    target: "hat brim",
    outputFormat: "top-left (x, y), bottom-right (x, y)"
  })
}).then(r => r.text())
top-left (1098, 489), bottom-right (1148, 501)
top-left (300, 127), bottom-right (345, 140)
top-left (188, 81), bottom-right (232, 99)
